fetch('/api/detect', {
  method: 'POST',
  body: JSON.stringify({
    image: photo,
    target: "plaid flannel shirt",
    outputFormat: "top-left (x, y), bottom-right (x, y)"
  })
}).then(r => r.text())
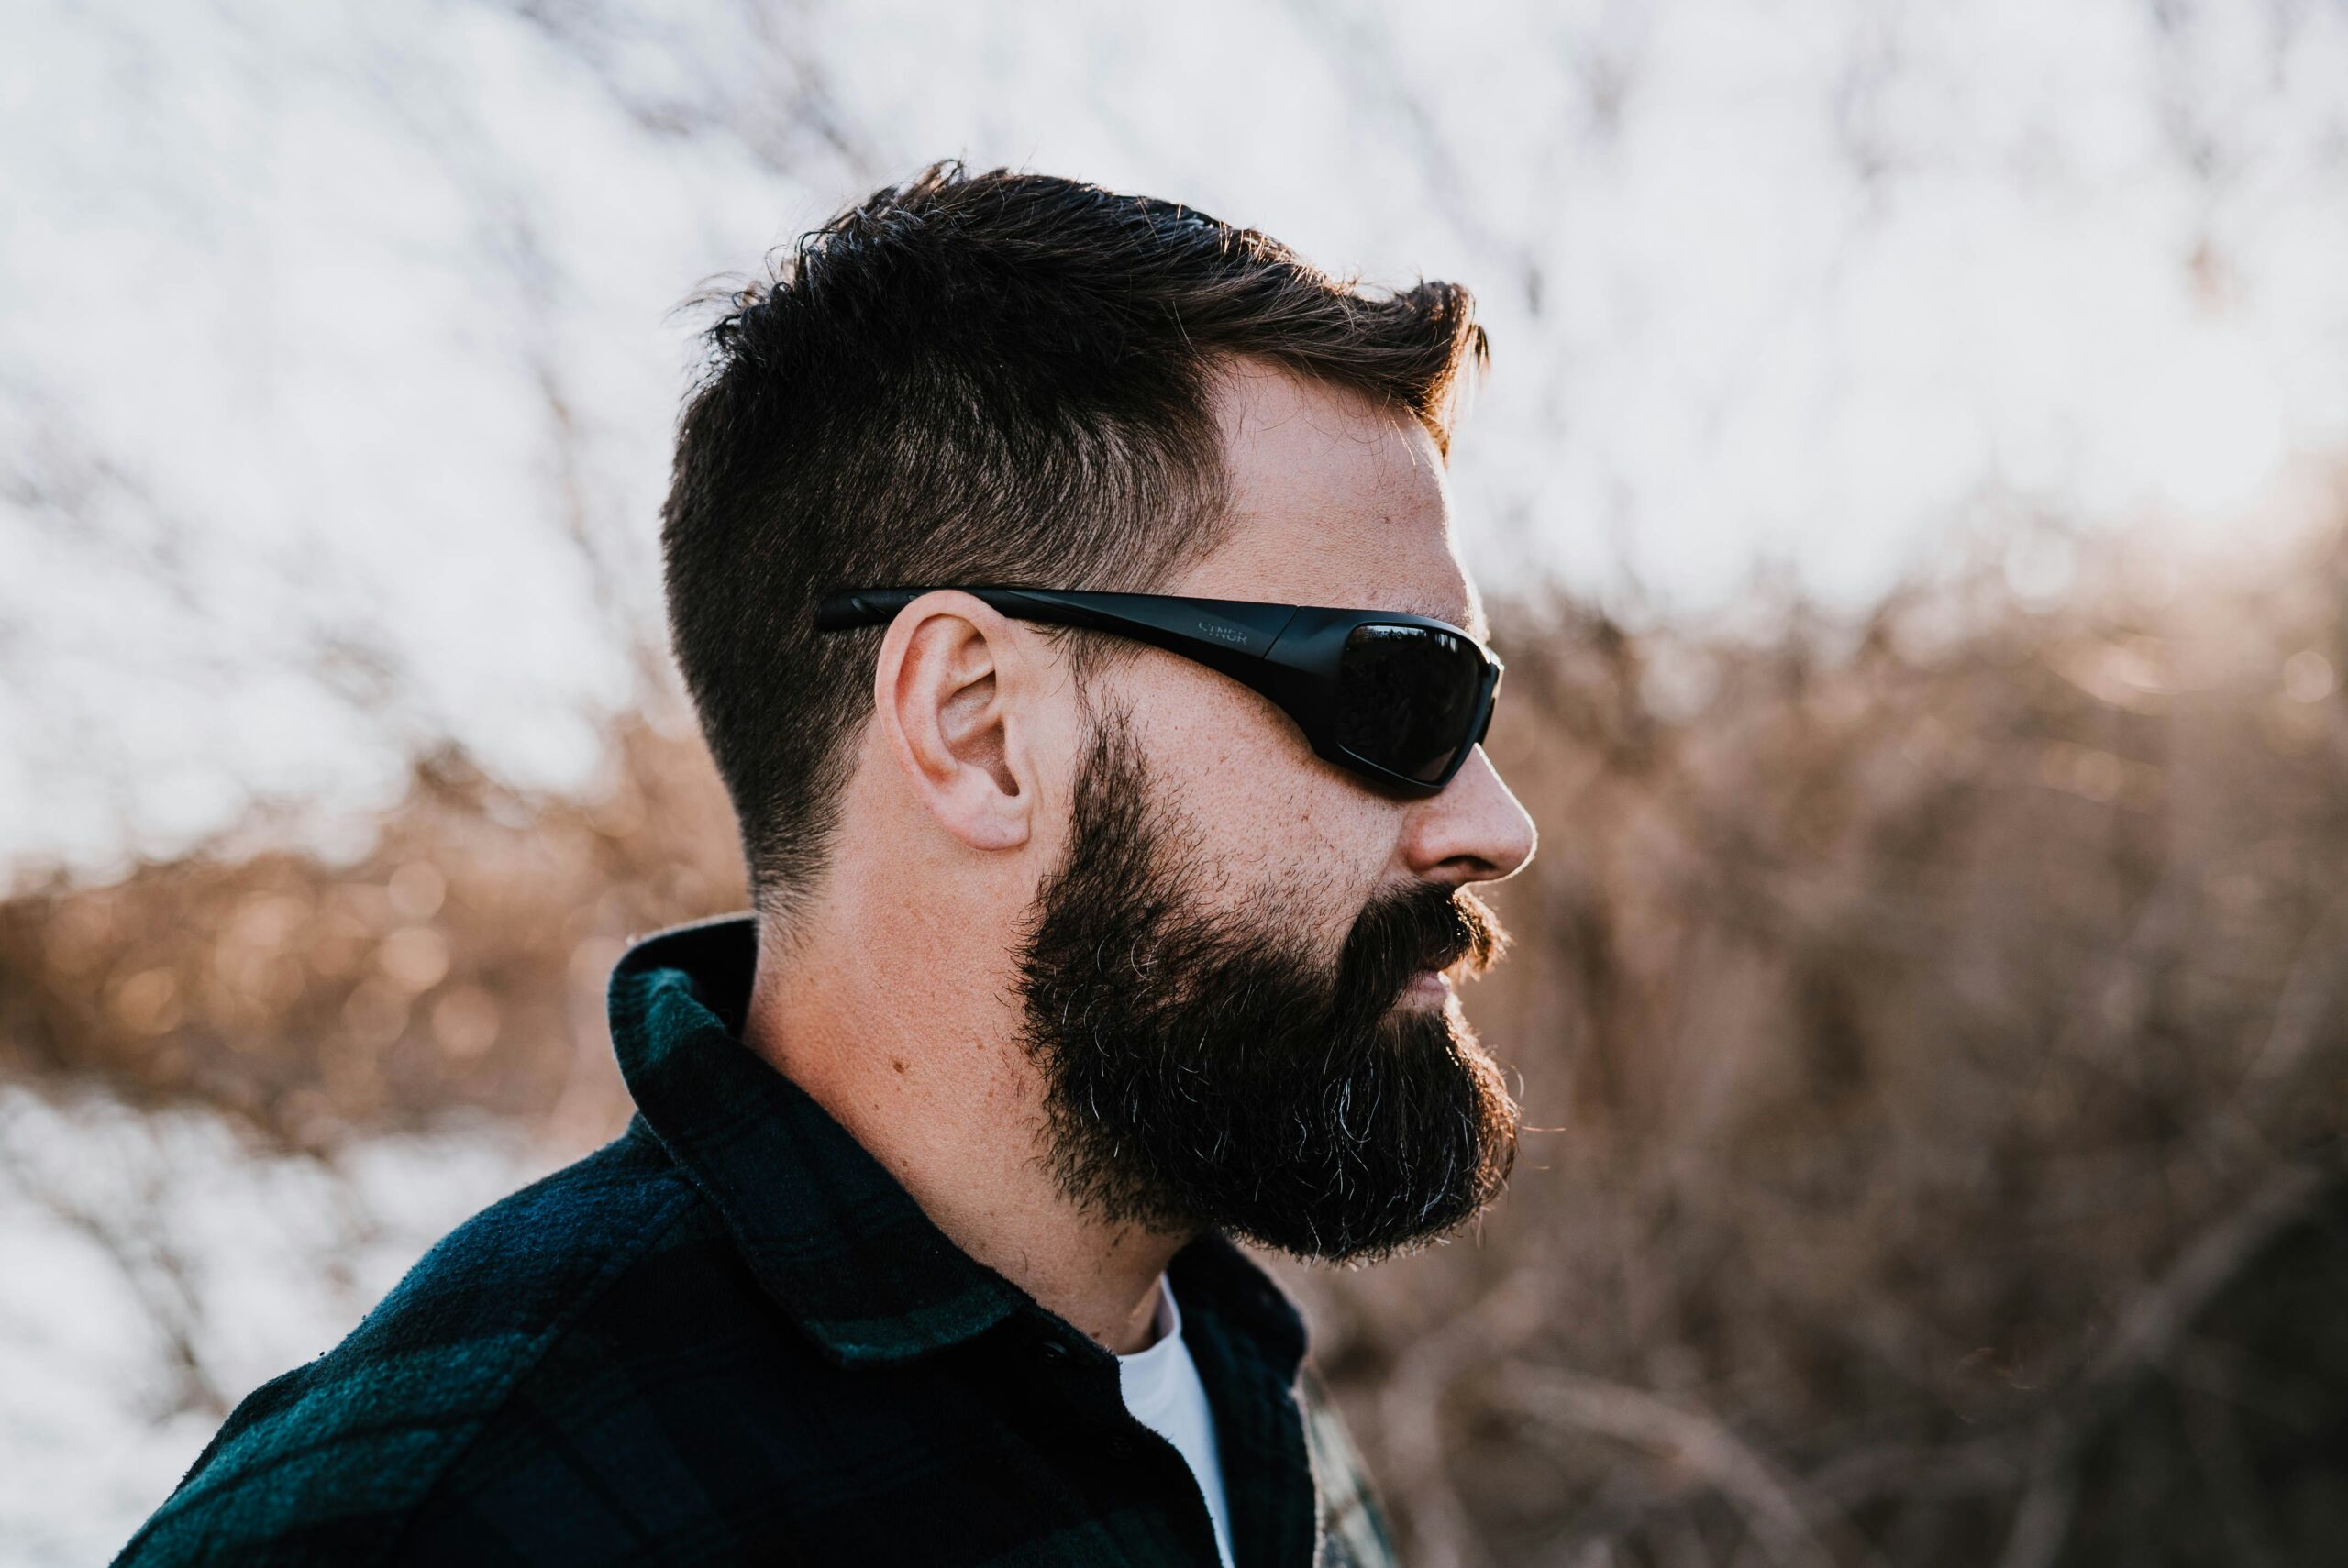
top-left (116, 914), bottom-right (1400, 1566)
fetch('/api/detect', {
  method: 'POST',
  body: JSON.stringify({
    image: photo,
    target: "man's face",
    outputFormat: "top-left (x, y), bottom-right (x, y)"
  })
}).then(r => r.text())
top-left (1012, 366), bottom-right (1539, 1261)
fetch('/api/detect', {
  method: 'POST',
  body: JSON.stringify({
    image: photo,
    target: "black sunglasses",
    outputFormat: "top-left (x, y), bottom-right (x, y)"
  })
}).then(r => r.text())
top-left (814, 587), bottom-right (1503, 795)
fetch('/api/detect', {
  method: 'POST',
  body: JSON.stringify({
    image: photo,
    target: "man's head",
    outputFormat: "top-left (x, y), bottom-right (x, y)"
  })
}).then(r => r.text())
top-left (662, 164), bottom-right (1537, 1261)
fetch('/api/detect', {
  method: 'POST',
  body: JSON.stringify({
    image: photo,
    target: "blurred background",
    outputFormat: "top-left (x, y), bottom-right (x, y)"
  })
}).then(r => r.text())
top-left (6, 1), bottom-right (2348, 1562)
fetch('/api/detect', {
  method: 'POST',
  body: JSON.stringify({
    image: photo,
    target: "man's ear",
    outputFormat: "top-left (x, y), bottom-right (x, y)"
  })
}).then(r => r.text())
top-left (870, 591), bottom-right (1039, 853)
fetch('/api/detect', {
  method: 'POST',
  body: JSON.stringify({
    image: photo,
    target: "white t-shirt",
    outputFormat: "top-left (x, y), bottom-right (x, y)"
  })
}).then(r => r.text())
top-left (1115, 1275), bottom-right (1236, 1568)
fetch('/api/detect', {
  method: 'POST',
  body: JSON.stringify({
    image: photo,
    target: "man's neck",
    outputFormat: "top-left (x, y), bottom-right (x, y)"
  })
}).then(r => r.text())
top-left (742, 920), bottom-right (1189, 1357)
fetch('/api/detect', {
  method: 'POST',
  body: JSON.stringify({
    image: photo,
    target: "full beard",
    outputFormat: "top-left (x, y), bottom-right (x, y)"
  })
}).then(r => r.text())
top-left (1013, 702), bottom-right (1521, 1264)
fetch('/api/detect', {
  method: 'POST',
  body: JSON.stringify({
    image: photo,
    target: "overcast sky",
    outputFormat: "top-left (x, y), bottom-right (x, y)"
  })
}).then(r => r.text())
top-left (6, 0), bottom-right (2347, 881)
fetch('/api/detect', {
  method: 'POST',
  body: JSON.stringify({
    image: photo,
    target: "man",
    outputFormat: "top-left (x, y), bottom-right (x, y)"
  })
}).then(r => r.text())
top-left (119, 163), bottom-right (1537, 1566)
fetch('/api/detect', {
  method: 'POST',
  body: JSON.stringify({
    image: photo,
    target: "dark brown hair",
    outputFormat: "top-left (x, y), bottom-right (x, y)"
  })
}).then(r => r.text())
top-left (660, 161), bottom-right (1488, 919)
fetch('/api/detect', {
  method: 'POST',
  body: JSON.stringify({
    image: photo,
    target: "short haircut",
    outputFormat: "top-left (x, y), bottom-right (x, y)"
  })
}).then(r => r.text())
top-left (660, 162), bottom-right (1489, 921)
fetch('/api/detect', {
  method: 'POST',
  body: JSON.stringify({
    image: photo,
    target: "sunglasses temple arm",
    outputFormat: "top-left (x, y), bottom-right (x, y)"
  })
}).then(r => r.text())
top-left (814, 588), bottom-right (1299, 680)
top-left (813, 590), bottom-right (922, 630)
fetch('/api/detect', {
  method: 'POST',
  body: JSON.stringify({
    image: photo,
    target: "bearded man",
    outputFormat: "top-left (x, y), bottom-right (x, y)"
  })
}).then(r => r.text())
top-left (119, 163), bottom-right (1537, 1568)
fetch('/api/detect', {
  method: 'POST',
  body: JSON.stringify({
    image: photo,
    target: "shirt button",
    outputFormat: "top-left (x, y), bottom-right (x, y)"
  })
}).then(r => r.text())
top-left (1037, 1338), bottom-right (1073, 1364)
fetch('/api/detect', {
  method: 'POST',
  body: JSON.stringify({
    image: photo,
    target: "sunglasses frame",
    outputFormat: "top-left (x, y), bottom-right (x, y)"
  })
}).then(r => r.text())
top-left (813, 587), bottom-right (1503, 796)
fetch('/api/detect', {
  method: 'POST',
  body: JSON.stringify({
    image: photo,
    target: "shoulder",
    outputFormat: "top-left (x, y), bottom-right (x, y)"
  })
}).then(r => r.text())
top-left (115, 1126), bottom-right (701, 1568)
top-left (1298, 1365), bottom-right (1403, 1568)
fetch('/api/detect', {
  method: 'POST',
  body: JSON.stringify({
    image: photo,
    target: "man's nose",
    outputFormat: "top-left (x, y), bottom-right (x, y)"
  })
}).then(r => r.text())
top-left (1397, 746), bottom-right (1537, 886)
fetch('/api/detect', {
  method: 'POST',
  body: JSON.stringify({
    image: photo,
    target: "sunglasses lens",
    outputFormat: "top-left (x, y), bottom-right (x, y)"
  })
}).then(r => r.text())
top-left (1335, 624), bottom-right (1489, 784)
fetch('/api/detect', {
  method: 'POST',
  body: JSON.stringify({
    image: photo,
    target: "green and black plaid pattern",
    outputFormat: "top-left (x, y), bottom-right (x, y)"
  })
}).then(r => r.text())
top-left (116, 914), bottom-right (1399, 1567)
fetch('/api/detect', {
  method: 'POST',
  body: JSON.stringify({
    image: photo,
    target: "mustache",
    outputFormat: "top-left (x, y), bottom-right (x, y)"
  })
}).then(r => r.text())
top-left (1335, 881), bottom-right (1511, 1006)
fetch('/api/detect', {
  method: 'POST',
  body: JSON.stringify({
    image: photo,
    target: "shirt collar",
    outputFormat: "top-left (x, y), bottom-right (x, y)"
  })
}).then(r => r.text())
top-left (607, 913), bottom-right (1025, 1365)
top-left (605, 912), bottom-right (1309, 1379)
